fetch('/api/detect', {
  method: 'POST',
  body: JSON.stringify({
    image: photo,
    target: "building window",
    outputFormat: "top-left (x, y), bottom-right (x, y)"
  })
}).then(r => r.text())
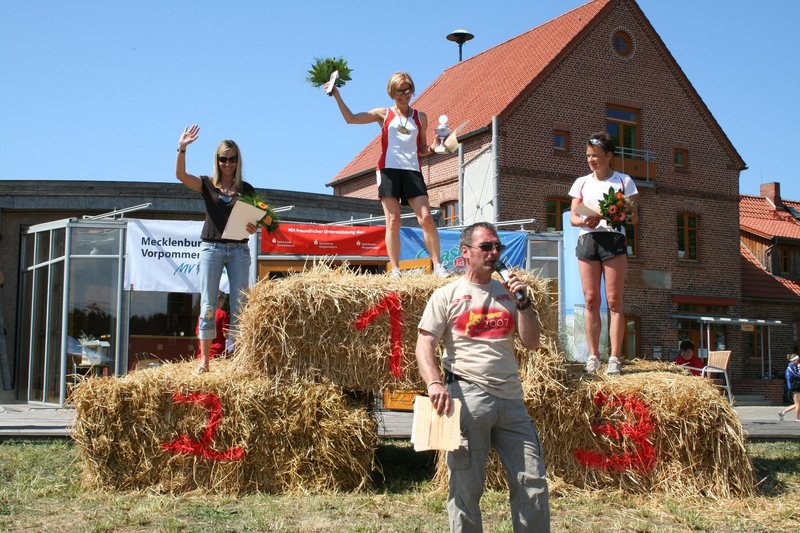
top-left (607, 105), bottom-right (640, 155)
top-left (677, 213), bottom-right (698, 260)
top-left (553, 130), bottom-right (570, 152)
top-left (674, 148), bottom-right (689, 168)
top-left (623, 316), bottom-right (640, 359)
top-left (545, 198), bottom-right (571, 231)
top-left (779, 245), bottom-right (800, 277)
top-left (441, 201), bottom-right (459, 227)
top-left (612, 30), bottom-right (634, 58)
top-left (625, 221), bottom-right (637, 257)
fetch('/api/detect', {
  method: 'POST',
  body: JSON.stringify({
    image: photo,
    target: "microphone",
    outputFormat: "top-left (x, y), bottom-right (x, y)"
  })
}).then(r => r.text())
top-left (493, 259), bottom-right (527, 304)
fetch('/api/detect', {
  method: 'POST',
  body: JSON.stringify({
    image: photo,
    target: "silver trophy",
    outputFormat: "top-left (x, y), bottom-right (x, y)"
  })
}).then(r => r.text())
top-left (434, 115), bottom-right (452, 153)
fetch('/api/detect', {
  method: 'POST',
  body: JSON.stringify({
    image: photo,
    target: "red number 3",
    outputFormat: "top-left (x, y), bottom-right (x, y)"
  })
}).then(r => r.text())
top-left (573, 391), bottom-right (656, 472)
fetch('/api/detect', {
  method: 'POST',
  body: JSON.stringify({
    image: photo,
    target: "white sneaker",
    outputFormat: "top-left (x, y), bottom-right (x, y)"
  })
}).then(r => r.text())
top-left (606, 357), bottom-right (622, 375)
top-left (389, 269), bottom-right (402, 279)
top-left (583, 355), bottom-right (600, 374)
top-left (433, 264), bottom-right (448, 278)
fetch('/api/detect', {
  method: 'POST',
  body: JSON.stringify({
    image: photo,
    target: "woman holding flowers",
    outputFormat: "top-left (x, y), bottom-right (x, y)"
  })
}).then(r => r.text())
top-left (324, 72), bottom-right (447, 278)
top-left (176, 124), bottom-right (257, 373)
top-left (569, 132), bottom-right (638, 375)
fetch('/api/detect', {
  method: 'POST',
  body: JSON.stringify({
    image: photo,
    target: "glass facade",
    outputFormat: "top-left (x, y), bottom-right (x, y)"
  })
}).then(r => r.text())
top-left (17, 220), bottom-right (126, 405)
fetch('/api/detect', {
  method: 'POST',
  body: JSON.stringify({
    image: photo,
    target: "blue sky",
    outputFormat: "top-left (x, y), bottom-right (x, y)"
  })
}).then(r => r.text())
top-left (2, 1), bottom-right (798, 201)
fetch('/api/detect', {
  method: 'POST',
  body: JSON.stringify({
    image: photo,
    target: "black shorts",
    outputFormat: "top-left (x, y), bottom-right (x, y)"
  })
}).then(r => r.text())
top-left (376, 168), bottom-right (428, 206)
top-left (576, 231), bottom-right (627, 262)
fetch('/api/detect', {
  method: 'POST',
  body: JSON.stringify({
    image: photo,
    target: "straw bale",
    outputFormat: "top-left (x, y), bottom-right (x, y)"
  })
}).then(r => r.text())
top-left (232, 264), bottom-right (559, 393)
top-left (70, 359), bottom-right (377, 494)
top-left (433, 360), bottom-right (754, 498)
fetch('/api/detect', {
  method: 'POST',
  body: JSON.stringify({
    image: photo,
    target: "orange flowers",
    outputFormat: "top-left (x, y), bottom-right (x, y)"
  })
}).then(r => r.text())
top-left (599, 186), bottom-right (635, 230)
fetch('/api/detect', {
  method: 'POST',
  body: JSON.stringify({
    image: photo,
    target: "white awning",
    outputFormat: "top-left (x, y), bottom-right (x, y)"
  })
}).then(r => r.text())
top-left (671, 313), bottom-right (787, 327)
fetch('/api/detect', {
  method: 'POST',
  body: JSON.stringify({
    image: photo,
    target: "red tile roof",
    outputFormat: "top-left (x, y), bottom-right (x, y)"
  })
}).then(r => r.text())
top-left (741, 243), bottom-right (800, 300)
top-left (739, 195), bottom-right (800, 240)
top-left (330, 0), bottom-right (613, 183)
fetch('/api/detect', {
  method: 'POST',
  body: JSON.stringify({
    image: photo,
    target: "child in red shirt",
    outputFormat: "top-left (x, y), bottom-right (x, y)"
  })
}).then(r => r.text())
top-left (674, 339), bottom-right (704, 376)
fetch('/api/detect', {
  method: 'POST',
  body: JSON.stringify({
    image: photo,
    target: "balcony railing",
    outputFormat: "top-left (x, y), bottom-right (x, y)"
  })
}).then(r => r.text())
top-left (613, 147), bottom-right (656, 181)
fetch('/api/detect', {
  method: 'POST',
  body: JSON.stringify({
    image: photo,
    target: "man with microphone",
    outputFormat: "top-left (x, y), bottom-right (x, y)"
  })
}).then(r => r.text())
top-left (415, 222), bottom-right (550, 532)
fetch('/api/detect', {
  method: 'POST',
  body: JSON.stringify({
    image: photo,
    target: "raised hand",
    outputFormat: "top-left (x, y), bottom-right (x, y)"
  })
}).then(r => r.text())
top-left (178, 124), bottom-right (200, 149)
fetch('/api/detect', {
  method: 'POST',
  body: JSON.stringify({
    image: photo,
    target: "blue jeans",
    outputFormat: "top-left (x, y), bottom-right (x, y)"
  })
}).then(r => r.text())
top-left (198, 241), bottom-right (251, 341)
top-left (447, 380), bottom-right (550, 533)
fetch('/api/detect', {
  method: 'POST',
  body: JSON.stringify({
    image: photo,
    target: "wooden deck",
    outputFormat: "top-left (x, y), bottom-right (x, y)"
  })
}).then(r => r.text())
top-left (0, 404), bottom-right (796, 441)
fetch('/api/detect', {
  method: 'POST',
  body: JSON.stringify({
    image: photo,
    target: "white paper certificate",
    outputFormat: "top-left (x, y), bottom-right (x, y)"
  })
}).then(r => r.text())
top-left (220, 201), bottom-right (265, 241)
top-left (411, 395), bottom-right (462, 452)
top-left (573, 201), bottom-right (601, 218)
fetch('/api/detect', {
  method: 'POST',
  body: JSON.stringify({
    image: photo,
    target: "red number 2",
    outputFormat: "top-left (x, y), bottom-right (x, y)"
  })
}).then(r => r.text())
top-left (162, 392), bottom-right (245, 461)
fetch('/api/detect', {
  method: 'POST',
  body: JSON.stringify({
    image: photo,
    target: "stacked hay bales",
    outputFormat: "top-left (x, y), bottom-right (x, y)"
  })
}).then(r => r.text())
top-left (72, 264), bottom-right (755, 497)
top-left (71, 359), bottom-right (377, 493)
top-left (434, 360), bottom-right (755, 497)
top-left (233, 265), bottom-right (555, 392)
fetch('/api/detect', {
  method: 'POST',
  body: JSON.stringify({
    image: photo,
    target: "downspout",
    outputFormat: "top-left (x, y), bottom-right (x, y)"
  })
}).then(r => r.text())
top-left (492, 116), bottom-right (500, 222)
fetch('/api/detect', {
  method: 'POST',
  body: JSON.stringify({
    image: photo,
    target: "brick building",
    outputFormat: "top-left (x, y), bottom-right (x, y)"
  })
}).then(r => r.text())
top-left (738, 182), bottom-right (800, 402)
top-left (328, 0), bottom-right (768, 391)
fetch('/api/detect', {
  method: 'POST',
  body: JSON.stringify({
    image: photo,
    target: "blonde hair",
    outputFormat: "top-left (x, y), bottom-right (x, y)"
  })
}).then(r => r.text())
top-left (386, 72), bottom-right (415, 98)
top-left (211, 139), bottom-right (244, 191)
top-left (789, 353), bottom-right (799, 362)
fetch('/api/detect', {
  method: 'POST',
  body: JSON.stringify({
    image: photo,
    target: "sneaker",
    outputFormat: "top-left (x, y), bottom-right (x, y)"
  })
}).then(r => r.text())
top-left (778, 411), bottom-right (785, 422)
top-left (583, 355), bottom-right (600, 374)
top-left (389, 269), bottom-right (402, 279)
top-left (433, 264), bottom-right (448, 278)
top-left (606, 357), bottom-right (622, 375)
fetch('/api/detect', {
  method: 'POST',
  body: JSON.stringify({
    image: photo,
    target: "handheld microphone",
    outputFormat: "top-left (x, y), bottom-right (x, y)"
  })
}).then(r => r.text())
top-left (493, 259), bottom-right (527, 303)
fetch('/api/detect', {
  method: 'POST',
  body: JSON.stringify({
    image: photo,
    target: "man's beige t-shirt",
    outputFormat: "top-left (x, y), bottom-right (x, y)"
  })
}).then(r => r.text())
top-left (418, 277), bottom-right (522, 400)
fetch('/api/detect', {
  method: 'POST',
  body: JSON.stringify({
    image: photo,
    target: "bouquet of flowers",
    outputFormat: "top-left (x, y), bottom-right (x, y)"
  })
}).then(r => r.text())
top-left (239, 194), bottom-right (280, 232)
top-left (598, 186), bottom-right (635, 230)
top-left (306, 56), bottom-right (352, 88)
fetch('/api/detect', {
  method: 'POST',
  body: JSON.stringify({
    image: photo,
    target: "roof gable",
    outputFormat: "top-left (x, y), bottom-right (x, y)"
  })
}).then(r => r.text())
top-left (330, 0), bottom-right (745, 184)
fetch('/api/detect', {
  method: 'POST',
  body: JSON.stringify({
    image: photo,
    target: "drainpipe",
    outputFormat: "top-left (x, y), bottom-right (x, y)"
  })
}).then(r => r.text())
top-left (492, 116), bottom-right (500, 222)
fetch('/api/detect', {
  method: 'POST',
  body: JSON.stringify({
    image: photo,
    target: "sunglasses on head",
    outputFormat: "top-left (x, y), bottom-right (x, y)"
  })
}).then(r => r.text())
top-left (467, 241), bottom-right (505, 252)
top-left (218, 156), bottom-right (238, 164)
top-left (588, 138), bottom-right (603, 146)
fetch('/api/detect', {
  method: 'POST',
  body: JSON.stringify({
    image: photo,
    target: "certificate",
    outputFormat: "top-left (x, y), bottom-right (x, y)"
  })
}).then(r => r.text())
top-left (443, 121), bottom-right (469, 153)
top-left (573, 201), bottom-right (601, 218)
top-left (410, 395), bottom-right (461, 452)
top-left (220, 201), bottom-right (265, 241)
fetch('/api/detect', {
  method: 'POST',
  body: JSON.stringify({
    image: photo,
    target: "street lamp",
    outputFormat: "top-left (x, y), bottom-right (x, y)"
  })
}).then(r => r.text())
top-left (446, 29), bottom-right (474, 62)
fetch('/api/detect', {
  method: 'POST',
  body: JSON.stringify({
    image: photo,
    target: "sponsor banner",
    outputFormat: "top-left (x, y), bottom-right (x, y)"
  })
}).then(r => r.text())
top-left (399, 228), bottom-right (528, 271)
top-left (260, 223), bottom-right (387, 256)
top-left (125, 219), bottom-right (231, 293)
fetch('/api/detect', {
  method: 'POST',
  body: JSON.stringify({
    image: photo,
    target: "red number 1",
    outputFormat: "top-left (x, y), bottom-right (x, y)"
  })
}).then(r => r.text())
top-left (354, 292), bottom-right (405, 378)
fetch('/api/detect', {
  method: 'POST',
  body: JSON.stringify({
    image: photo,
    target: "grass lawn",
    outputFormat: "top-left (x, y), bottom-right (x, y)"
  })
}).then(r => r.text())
top-left (0, 439), bottom-right (797, 532)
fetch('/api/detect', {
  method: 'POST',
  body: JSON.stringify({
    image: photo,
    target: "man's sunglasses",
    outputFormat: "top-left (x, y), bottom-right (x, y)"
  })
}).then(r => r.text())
top-left (466, 242), bottom-right (505, 252)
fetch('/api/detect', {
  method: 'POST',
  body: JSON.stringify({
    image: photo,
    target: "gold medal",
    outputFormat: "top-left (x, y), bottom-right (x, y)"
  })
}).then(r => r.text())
top-left (397, 125), bottom-right (409, 134)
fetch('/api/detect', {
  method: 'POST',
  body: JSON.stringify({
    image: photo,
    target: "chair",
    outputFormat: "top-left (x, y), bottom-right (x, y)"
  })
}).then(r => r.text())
top-left (697, 350), bottom-right (733, 402)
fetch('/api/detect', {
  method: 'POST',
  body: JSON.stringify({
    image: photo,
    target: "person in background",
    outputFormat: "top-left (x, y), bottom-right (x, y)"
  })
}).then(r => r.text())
top-left (196, 291), bottom-right (229, 359)
top-left (779, 353), bottom-right (800, 422)
top-left (569, 132), bottom-right (638, 375)
top-left (324, 72), bottom-right (447, 278)
top-left (176, 124), bottom-right (257, 373)
top-left (674, 339), bottom-right (703, 376)
top-left (415, 222), bottom-right (550, 532)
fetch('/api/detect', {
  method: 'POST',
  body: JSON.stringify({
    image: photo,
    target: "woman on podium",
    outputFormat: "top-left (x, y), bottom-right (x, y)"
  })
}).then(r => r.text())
top-left (176, 124), bottom-right (257, 373)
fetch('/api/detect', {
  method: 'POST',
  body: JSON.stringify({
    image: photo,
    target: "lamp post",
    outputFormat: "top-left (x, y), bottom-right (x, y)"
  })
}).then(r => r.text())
top-left (446, 29), bottom-right (474, 62)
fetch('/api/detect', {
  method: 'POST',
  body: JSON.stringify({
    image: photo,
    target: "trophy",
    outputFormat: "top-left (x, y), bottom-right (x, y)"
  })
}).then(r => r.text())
top-left (434, 115), bottom-right (452, 153)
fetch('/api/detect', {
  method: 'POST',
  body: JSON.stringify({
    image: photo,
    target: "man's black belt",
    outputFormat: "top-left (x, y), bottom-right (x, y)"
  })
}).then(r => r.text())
top-left (444, 369), bottom-right (467, 384)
